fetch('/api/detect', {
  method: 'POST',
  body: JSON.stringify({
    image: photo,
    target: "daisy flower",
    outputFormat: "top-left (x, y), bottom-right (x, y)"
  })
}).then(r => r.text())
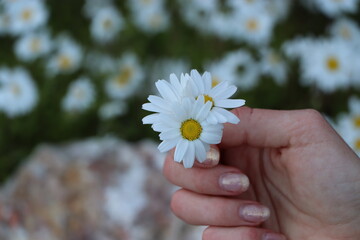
top-left (188, 69), bottom-right (245, 124)
top-left (311, 0), bottom-right (358, 17)
top-left (154, 97), bottom-right (223, 168)
top-left (0, 67), bottom-right (38, 118)
top-left (90, 6), bottom-right (124, 44)
top-left (46, 35), bottom-right (82, 75)
top-left (14, 30), bottom-right (52, 61)
top-left (62, 77), bottom-right (95, 113)
top-left (259, 48), bottom-right (287, 85)
top-left (105, 53), bottom-right (144, 100)
top-left (328, 18), bottom-right (360, 47)
top-left (300, 39), bottom-right (353, 92)
top-left (6, 0), bottom-right (48, 35)
top-left (142, 69), bottom-right (246, 168)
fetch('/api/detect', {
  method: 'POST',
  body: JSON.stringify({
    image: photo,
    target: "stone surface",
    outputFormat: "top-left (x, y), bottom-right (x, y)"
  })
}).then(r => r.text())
top-left (0, 137), bottom-right (204, 240)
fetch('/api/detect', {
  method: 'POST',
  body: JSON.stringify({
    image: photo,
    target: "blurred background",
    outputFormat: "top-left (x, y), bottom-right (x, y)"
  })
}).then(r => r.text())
top-left (0, 0), bottom-right (360, 239)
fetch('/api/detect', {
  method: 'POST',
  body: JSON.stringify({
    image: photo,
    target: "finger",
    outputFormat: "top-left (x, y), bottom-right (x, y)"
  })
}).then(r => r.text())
top-left (166, 145), bottom-right (220, 169)
top-left (193, 145), bottom-right (220, 168)
top-left (203, 226), bottom-right (287, 240)
top-left (171, 189), bottom-right (270, 226)
top-left (163, 155), bottom-right (249, 195)
top-left (220, 107), bottom-right (329, 149)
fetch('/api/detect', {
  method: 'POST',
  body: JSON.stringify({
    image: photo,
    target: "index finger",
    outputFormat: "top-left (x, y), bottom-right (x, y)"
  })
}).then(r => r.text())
top-left (220, 107), bottom-right (330, 149)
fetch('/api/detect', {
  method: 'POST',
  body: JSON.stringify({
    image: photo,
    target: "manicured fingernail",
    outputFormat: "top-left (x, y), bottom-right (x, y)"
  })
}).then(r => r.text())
top-left (219, 173), bottom-right (249, 192)
top-left (262, 233), bottom-right (287, 240)
top-left (239, 205), bottom-right (270, 223)
top-left (203, 147), bottom-right (219, 165)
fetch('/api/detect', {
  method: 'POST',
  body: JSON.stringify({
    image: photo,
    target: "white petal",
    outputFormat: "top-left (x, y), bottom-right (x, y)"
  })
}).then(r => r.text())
top-left (183, 142), bottom-right (195, 168)
top-left (209, 81), bottom-right (228, 97)
top-left (148, 95), bottom-right (170, 111)
top-left (196, 100), bottom-right (212, 122)
top-left (158, 138), bottom-right (179, 152)
top-left (200, 131), bottom-right (222, 144)
top-left (155, 80), bottom-right (179, 101)
top-left (207, 111), bottom-right (219, 124)
top-left (152, 122), bottom-right (173, 132)
top-left (170, 73), bottom-right (181, 90)
top-left (174, 139), bottom-right (188, 163)
top-left (216, 99), bottom-right (246, 108)
top-left (159, 129), bottom-right (181, 140)
top-left (194, 139), bottom-right (206, 163)
top-left (212, 109), bottom-right (228, 123)
top-left (214, 107), bottom-right (240, 124)
top-left (142, 113), bottom-right (160, 124)
top-left (212, 84), bottom-right (237, 99)
top-left (142, 103), bottom-right (162, 112)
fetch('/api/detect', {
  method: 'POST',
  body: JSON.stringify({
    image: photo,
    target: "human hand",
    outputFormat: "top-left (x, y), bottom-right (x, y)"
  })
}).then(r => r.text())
top-left (163, 107), bottom-right (360, 239)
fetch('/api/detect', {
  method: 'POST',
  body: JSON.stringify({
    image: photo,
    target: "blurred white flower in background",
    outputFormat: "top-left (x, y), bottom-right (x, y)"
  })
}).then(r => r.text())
top-left (328, 18), bottom-right (360, 47)
top-left (310, 0), bottom-right (359, 17)
top-left (46, 35), bottom-right (82, 75)
top-left (299, 39), bottom-right (353, 92)
top-left (105, 53), bottom-right (144, 100)
top-left (128, 0), bottom-right (170, 34)
top-left (14, 29), bottom-right (51, 61)
top-left (99, 101), bottom-right (127, 120)
top-left (90, 6), bottom-right (124, 44)
top-left (0, 67), bottom-right (38, 118)
top-left (5, 0), bottom-right (48, 35)
top-left (0, 12), bottom-right (11, 35)
top-left (62, 77), bottom-right (95, 113)
top-left (83, 0), bottom-right (114, 18)
top-left (259, 48), bottom-right (287, 85)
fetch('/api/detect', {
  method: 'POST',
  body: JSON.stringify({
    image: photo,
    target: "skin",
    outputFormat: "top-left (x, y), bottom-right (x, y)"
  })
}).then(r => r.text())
top-left (163, 107), bottom-right (360, 240)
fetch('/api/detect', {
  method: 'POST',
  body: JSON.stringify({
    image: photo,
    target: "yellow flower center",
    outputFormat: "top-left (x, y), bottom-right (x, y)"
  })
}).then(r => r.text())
top-left (326, 56), bottom-right (340, 72)
top-left (212, 77), bottom-right (220, 88)
top-left (340, 27), bottom-right (351, 39)
top-left (103, 19), bottom-right (113, 30)
top-left (353, 116), bottom-right (360, 128)
top-left (116, 66), bottom-right (133, 87)
top-left (354, 138), bottom-right (360, 150)
top-left (246, 19), bottom-right (258, 31)
top-left (30, 38), bottom-right (41, 52)
top-left (11, 83), bottom-right (21, 96)
top-left (21, 9), bottom-right (33, 21)
top-left (58, 55), bottom-right (72, 70)
top-left (180, 119), bottom-right (202, 141)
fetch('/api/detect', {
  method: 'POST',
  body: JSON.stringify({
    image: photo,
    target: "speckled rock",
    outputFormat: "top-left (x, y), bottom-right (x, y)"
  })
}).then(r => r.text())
top-left (0, 137), bottom-right (204, 240)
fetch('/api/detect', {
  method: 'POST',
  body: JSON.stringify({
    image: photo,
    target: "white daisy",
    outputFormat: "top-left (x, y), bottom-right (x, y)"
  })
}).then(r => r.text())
top-left (90, 6), bottom-right (124, 44)
top-left (0, 67), bottom-right (38, 118)
top-left (260, 48), bottom-right (287, 85)
top-left (62, 77), bottom-right (95, 113)
top-left (6, 0), bottom-right (48, 35)
top-left (14, 30), bottom-right (51, 61)
top-left (300, 39), bottom-right (353, 92)
top-left (336, 113), bottom-right (360, 156)
top-left (311, 0), bottom-right (359, 17)
top-left (131, 5), bottom-right (170, 34)
top-left (142, 73), bottom-right (191, 125)
top-left (46, 35), bottom-right (82, 75)
top-left (99, 101), bottom-right (127, 120)
top-left (234, 8), bottom-right (275, 46)
top-left (223, 50), bottom-right (260, 90)
top-left (105, 53), bottom-right (144, 100)
top-left (328, 18), bottom-right (360, 47)
top-left (188, 69), bottom-right (245, 124)
top-left (152, 97), bottom-right (223, 168)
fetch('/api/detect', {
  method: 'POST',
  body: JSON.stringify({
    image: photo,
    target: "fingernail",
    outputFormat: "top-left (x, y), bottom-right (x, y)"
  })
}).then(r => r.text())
top-left (203, 147), bottom-right (219, 165)
top-left (219, 173), bottom-right (249, 192)
top-left (239, 205), bottom-right (270, 223)
top-left (262, 233), bottom-right (287, 240)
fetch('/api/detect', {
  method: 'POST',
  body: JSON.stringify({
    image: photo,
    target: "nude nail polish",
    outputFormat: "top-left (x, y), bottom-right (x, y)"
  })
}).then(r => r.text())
top-left (262, 233), bottom-right (287, 240)
top-left (239, 205), bottom-right (270, 223)
top-left (219, 173), bottom-right (249, 192)
top-left (203, 147), bottom-right (220, 165)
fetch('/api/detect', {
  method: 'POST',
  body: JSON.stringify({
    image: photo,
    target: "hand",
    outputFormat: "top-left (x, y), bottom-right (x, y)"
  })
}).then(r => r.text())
top-left (163, 107), bottom-right (360, 240)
